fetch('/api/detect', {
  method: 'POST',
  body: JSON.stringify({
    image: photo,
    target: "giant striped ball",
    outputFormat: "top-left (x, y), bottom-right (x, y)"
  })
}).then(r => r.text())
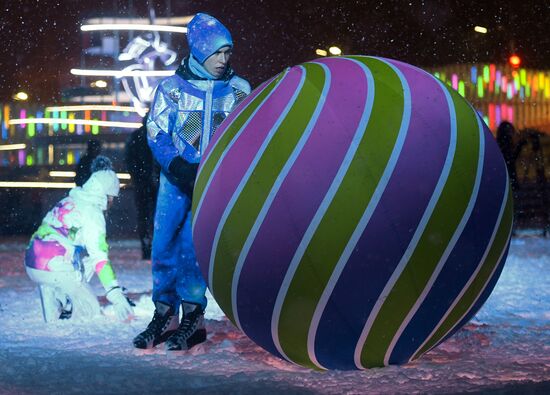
top-left (191, 56), bottom-right (512, 370)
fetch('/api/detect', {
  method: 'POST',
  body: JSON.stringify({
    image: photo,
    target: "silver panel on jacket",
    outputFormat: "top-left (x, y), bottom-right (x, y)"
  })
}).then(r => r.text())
top-left (148, 74), bottom-right (251, 160)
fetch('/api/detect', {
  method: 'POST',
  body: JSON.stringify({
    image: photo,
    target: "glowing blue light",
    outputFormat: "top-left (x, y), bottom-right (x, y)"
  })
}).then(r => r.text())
top-left (36, 111), bottom-right (43, 133)
top-left (471, 66), bottom-right (478, 84)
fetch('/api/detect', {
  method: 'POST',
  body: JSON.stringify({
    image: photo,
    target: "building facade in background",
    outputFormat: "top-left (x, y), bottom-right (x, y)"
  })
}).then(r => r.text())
top-left (0, 15), bottom-right (192, 182)
top-left (0, 14), bottom-right (192, 235)
top-left (431, 63), bottom-right (550, 133)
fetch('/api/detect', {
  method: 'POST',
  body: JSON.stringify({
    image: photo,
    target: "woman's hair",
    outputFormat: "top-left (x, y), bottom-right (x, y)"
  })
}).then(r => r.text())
top-left (91, 155), bottom-right (114, 173)
top-left (496, 121), bottom-right (515, 144)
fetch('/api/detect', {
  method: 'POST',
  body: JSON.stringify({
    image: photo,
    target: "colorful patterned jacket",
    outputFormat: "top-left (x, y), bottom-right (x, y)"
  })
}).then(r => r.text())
top-left (25, 185), bottom-right (118, 291)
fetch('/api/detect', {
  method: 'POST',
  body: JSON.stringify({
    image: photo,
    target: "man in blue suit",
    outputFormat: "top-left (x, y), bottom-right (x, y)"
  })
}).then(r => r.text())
top-left (133, 13), bottom-right (250, 350)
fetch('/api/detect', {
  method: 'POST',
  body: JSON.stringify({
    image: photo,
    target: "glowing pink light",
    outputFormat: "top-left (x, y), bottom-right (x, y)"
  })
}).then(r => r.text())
top-left (501, 104), bottom-right (508, 121)
top-left (495, 70), bottom-right (501, 89)
top-left (488, 103), bottom-right (496, 130)
top-left (19, 109), bottom-right (26, 128)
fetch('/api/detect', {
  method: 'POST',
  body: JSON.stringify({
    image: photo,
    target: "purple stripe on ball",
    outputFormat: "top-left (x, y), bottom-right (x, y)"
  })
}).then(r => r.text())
top-left (389, 119), bottom-right (507, 364)
top-left (315, 61), bottom-right (452, 370)
top-left (202, 77), bottom-right (273, 165)
top-left (235, 58), bottom-right (371, 356)
top-left (194, 68), bottom-right (304, 281)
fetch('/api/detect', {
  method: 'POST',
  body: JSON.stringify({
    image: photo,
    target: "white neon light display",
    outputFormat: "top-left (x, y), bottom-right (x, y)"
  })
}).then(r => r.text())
top-left (116, 173), bottom-right (132, 180)
top-left (0, 181), bottom-right (76, 189)
top-left (49, 171), bottom-right (132, 180)
top-left (45, 105), bottom-right (144, 113)
top-left (0, 181), bottom-right (127, 189)
top-left (81, 24), bottom-right (187, 34)
top-left (49, 171), bottom-right (77, 178)
top-left (9, 118), bottom-right (142, 129)
top-left (70, 69), bottom-right (175, 78)
top-left (0, 143), bottom-right (27, 151)
top-left (84, 16), bottom-right (193, 26)
top-left (67, 94), bottom-right (132, 104)
top-left (118, 31), bottom-right (178, 116)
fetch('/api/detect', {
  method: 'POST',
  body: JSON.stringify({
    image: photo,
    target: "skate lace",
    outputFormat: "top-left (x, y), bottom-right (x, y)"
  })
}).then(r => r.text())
top-left (173, 311), bottom-right (200, 341)
top-left (140, 311), bottom-right (167, 340)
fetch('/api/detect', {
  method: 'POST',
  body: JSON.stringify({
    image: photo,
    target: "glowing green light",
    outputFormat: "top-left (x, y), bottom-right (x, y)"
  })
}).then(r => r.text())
top-left (483, 115), bottom-right (489, 126)
top-left (483, 65), bottom-right (490, 83)
top-left (61, 111), bottom-right (68, 130)
top-left (28, 118), bottom-right (35, 137)
top-left (434, 72), bottom-right (440, 79)
top-left (477, 77), bottom-right (484, 98)
top-left (526, 85), bottom-right (531, 98)
top-left (59, 159), bottom-right (65, 165)
top-left (520, 69), bottom-right (527, 86)
top-left (458, 81), bottom-right (465, 97)
top-left (26, 155), bottom-right (34, 166)
top-left (92, 124), bottom-right (99, 135)
top-left (53, 111), bottom-right (59, 132)
top-left (37, 148), bottom-right (44, 165)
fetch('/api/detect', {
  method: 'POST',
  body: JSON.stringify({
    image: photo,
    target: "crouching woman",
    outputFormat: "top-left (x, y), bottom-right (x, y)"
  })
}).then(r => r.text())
top-left (24, 156), bottom-right (134, 322)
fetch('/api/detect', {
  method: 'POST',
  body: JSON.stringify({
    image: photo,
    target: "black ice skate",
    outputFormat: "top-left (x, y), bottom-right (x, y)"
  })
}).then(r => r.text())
top-left (133, 301), bottom-right (179, 349)
top-left (165, 301), bottom-right (207, 351)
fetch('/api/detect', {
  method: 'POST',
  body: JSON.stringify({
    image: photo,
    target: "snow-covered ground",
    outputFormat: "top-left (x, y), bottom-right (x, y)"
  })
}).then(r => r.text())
top-left (0, 235), bottom-right (548, 394)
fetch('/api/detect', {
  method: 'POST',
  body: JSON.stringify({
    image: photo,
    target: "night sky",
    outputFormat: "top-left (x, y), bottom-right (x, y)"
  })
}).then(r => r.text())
top-left (1, 0), bottom-right (549, 102)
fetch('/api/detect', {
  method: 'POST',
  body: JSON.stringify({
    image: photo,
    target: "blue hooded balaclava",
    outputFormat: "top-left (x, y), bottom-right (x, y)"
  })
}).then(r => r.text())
top-left (187, 13), bottom-right (233, 64)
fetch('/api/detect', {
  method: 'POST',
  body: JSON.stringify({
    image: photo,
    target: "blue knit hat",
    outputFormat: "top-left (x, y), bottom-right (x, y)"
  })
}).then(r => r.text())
top-left (187, 13), bottom-right (233, 64)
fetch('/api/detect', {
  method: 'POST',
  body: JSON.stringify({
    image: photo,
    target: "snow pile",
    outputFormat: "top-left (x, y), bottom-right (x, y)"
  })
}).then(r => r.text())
top-left (0, 236), bottom-right (549, 394)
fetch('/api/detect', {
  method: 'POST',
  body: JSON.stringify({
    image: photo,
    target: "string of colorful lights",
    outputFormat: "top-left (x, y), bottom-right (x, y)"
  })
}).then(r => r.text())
top-left (1, 63), bottom-right (549, 169)
top-left (429, 63), bottom-right (549, 131)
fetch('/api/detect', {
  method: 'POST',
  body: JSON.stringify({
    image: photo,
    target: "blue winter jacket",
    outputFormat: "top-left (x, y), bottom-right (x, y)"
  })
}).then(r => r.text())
top-left (147, 57), bottom-right (251, 172)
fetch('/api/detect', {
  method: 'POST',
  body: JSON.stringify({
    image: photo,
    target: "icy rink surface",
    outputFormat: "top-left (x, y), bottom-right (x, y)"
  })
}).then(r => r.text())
top-left (0, 236), bottom-right (548, 394)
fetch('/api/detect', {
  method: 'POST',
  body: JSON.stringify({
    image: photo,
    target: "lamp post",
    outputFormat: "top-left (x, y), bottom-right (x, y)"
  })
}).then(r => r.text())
top-left (13, 91), bottom-right (29, 101)
top-left (315, 45), bottom-right (343, 57)
top-left (474, 25), bottom-right (488, 34)
top-left (328, 46), bottom-right (342, 56)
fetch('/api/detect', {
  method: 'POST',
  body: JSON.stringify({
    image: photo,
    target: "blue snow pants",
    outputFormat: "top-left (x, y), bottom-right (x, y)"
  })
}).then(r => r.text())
top-left (151, 172), bottom-right (207, 313)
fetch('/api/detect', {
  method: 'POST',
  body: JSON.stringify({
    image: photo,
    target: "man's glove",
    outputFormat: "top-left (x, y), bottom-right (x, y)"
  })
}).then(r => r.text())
top-left (168, 156), bottom-right (199, 198)
top-left (106, 286), bottom-right (134, 321)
